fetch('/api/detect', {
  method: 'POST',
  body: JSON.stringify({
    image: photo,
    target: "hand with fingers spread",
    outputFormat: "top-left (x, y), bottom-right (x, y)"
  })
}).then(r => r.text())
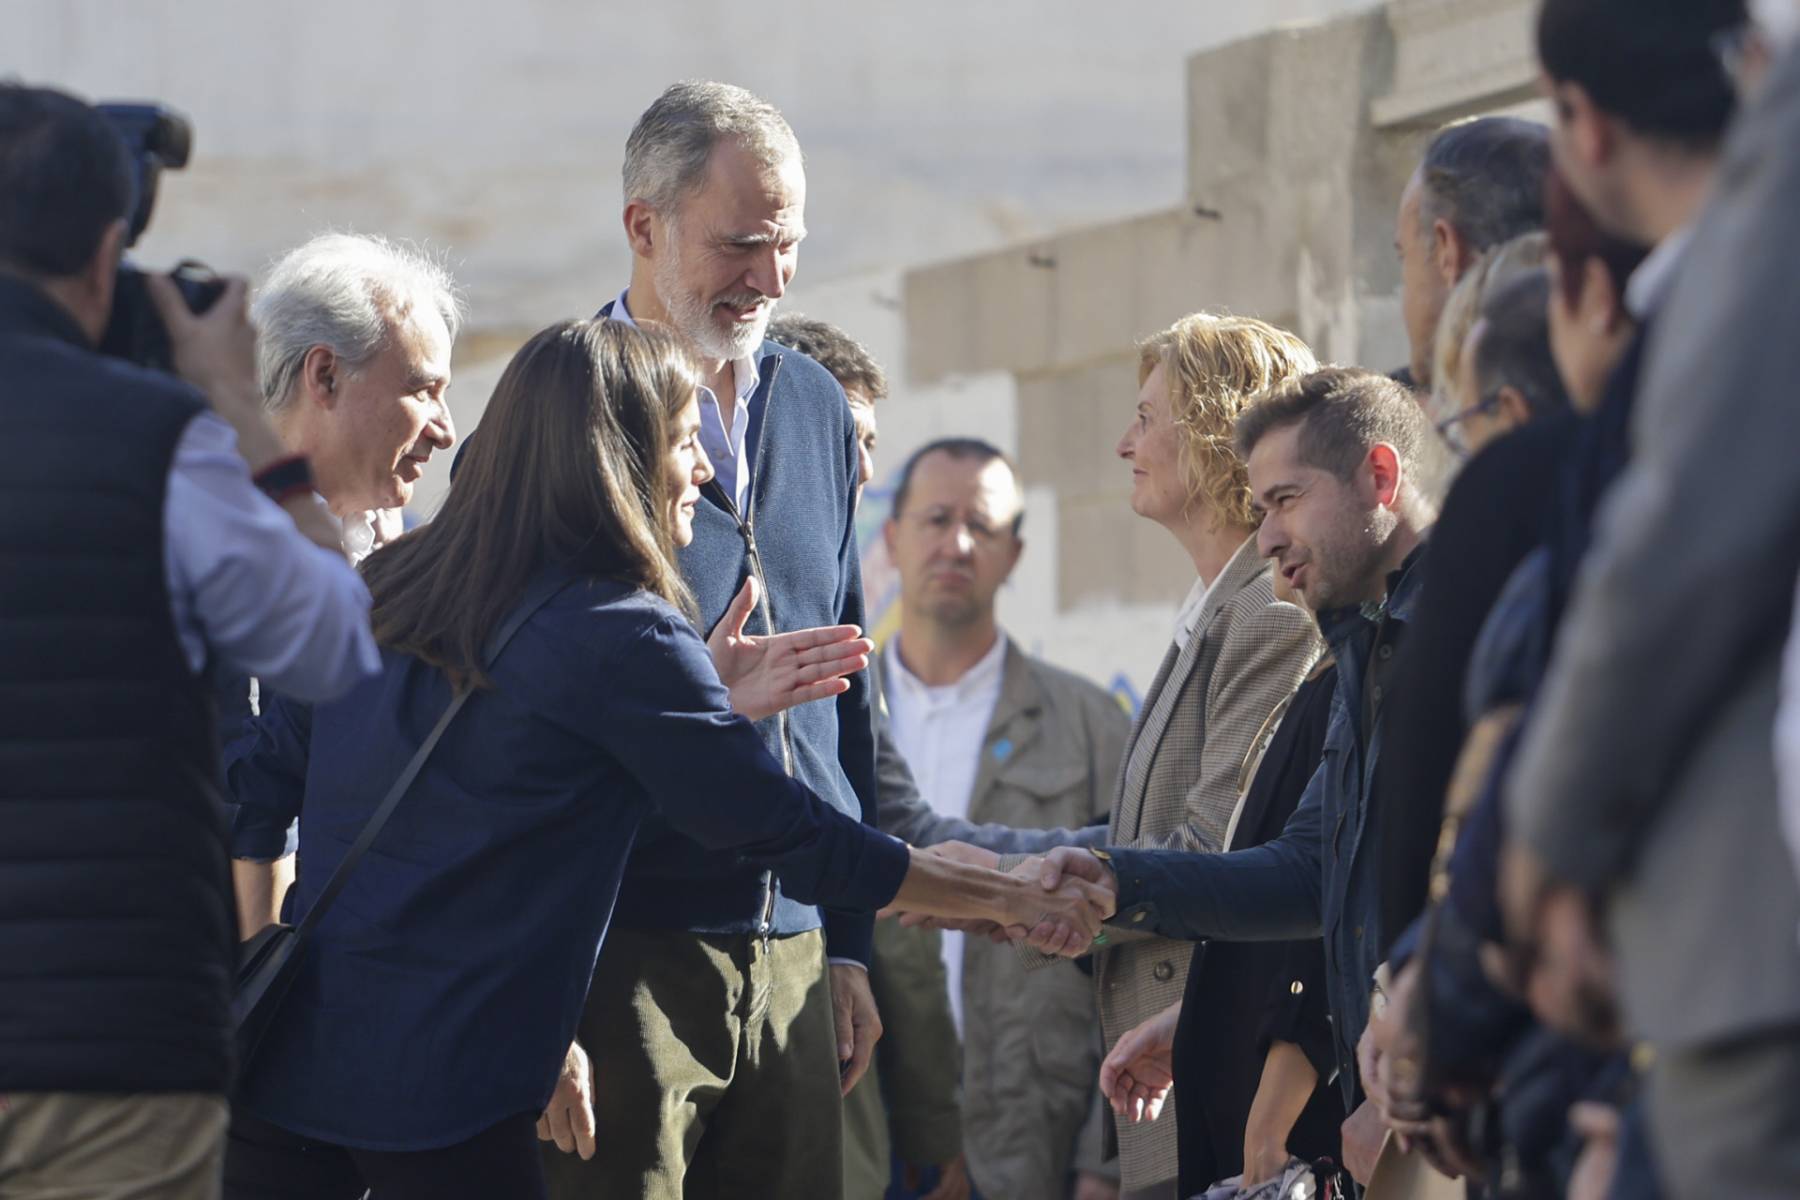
top-left (1099, 1000), bottom-right (1179, 1124)
top-left (536, 1039), bottom-right (596, 1159)
top-left (706, 577), bottom-right (873, 721)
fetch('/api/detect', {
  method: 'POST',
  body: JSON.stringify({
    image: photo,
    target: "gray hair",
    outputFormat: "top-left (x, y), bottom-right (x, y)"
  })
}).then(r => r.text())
top-left (252, 233), bottom-right (464, 410)
top-left (1427, 230), bottom-right (1550, 424)
top-left (1474, 267), bottom-right (1571, 421)
top-left (622, 81), bottom-right (801, 213)
top-left (1418, 116), bottom-right (1551, 253)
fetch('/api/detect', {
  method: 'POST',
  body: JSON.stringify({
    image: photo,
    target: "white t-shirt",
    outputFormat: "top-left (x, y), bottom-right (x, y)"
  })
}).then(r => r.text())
top-left (883, 633), bottom-right (1007, 1032)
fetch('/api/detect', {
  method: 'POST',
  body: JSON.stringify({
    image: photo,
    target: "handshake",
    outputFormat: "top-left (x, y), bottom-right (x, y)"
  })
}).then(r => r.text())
top-left (880, 843), bottom-right (1120, 958)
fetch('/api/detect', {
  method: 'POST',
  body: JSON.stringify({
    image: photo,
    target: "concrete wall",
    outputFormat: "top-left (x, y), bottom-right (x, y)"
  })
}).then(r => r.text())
top-left (886, 0), bottom-right (1543, 700)
top-left (7, 0), bottom-right (1382, 519)
top-left (7, 0), bottom-right (1540, 706)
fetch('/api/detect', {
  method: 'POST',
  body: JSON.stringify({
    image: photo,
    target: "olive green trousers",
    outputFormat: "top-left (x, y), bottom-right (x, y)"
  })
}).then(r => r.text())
top-left (542, 928), bottom-right (842, 1200)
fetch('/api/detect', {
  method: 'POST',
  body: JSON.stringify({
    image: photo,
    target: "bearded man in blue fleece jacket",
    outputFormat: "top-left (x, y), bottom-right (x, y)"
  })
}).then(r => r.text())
top-left (539, 81), bottom-right (885, 1200)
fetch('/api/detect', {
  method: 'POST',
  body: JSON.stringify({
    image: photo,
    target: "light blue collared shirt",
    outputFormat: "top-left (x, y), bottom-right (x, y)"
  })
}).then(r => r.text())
top-left (610, 289), bottom-right (762, 514)
top-left (163, 411), bottom-right (380, 701)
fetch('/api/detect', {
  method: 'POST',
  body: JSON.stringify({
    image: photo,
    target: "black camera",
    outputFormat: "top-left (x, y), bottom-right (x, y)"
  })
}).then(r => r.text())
top-left (95, 103), bottom-right (226, 371)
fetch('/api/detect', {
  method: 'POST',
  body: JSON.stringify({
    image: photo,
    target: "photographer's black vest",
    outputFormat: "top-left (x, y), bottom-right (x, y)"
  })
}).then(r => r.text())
top-left (0, 278), bottom-right (234, 1093)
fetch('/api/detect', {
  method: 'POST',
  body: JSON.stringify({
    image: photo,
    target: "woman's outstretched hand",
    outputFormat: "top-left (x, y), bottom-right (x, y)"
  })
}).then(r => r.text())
top-left (707, 577), bottom-right (873, 721)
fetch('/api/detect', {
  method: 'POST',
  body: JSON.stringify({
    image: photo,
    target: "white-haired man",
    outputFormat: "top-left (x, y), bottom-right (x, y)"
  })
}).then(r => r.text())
top-left (541, 82), bottom-right (884, 1200)
top-left (228, 232), bottom-right (462, 937)
top-left (253, 232), bottom-right (460, 560)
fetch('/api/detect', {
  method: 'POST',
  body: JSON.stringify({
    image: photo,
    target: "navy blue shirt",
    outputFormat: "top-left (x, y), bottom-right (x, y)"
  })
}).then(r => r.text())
top-left (228, 574), bottom-right (909, 1150)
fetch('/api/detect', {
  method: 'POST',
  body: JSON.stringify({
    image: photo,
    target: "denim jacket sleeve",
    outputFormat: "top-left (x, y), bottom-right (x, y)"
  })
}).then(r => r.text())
top-left (1104, 763), bottom-right (1327, 942)
top-left (227, 693), bottom-right (314, 862)
top-left (591, 613), bottom-right (910, 914)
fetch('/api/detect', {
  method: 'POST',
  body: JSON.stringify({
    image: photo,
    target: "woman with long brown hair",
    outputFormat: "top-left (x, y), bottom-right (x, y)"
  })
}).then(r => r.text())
top-left (221, 319), bottom-right (1108, 1200)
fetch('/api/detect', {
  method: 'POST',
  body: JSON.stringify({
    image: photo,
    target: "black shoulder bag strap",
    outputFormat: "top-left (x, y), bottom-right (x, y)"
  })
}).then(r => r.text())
top-left (234, 573), bottom-right (569, 1065)
top-left (292, 573), bottom-right (568, 941)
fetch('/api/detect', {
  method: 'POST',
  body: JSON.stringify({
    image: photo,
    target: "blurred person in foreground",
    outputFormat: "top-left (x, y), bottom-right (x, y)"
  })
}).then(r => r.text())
top-left (1360, 173), bottom-right (1650, 1199)
top-left (1395, 116), bottom-right (1550, 393)
top-left (222, 318), bottom-right (1114, 1200)
top-left (1366, 0), bottom-right (1742, 1190)
top-left (1498, 0), bottom-right (1740, 1093)
top-left (768, 313), bottom-right (970, 1200)
top-left (1499, 0), bottom-right (1800, 1192)
top-left (1372, 240), bottom-right (1574, 967)
top-left (0, 82), bottom-right (378, 1197)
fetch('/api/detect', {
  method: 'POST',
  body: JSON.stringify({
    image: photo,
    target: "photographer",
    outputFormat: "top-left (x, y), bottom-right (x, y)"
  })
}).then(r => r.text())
top-left (0, 82), bottom-right (377, 1197)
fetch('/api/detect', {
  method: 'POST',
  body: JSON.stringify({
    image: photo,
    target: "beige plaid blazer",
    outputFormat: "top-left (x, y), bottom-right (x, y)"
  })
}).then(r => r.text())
top-left (1098, 537), bottom-right (1320, 1190)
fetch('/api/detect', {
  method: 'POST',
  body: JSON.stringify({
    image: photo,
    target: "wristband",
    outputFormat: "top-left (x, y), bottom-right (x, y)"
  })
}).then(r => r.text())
top-left (252, 454), bottom-right (315, 506)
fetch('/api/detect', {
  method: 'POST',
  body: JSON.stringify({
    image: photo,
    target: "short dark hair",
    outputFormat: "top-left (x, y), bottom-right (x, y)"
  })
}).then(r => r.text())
top-left (1235, 367), bottom-right (1436, 485)
top-left (1418, 117), bottom-right (1551, 253)
top-left (0, 83), bottom-right (134, 277)
top-left (1473, 268), bottom-right (1571, 423)
top-left (767, 313), bottom-right (888, 403)
top-left (890, 437), bottom-right (1023, 534)
top-left (1537, 0), bottom-right (1744, 148)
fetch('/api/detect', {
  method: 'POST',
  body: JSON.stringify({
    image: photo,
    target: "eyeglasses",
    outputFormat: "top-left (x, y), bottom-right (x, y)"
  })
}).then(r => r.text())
top-left (1434, 395), bottom-right (1501, 458)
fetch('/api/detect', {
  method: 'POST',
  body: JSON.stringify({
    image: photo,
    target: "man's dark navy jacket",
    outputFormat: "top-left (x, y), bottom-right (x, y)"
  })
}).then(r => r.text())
top-left (1101, 549), bottom-right (1430, 1106)
top-left (597, 307), bottom-right (879, 964)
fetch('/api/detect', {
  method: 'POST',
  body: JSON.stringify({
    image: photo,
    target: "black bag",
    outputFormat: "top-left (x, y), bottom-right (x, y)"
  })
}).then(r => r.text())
top-left (231, 576), bottom-right (565, 1071)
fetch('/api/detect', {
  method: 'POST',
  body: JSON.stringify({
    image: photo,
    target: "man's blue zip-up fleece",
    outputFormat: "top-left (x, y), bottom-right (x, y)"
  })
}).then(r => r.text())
top-left (602, 319), bottom-right (880, 965)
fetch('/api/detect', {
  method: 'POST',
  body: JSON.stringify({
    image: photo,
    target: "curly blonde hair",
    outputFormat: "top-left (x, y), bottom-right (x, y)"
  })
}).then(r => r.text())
top-left (1137, 313), bottom-right (1318, 530)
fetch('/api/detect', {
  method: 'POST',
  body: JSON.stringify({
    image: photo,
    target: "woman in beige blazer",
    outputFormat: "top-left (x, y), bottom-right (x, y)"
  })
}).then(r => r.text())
top-left (1099, 314), bottom-right (1323, 1198)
